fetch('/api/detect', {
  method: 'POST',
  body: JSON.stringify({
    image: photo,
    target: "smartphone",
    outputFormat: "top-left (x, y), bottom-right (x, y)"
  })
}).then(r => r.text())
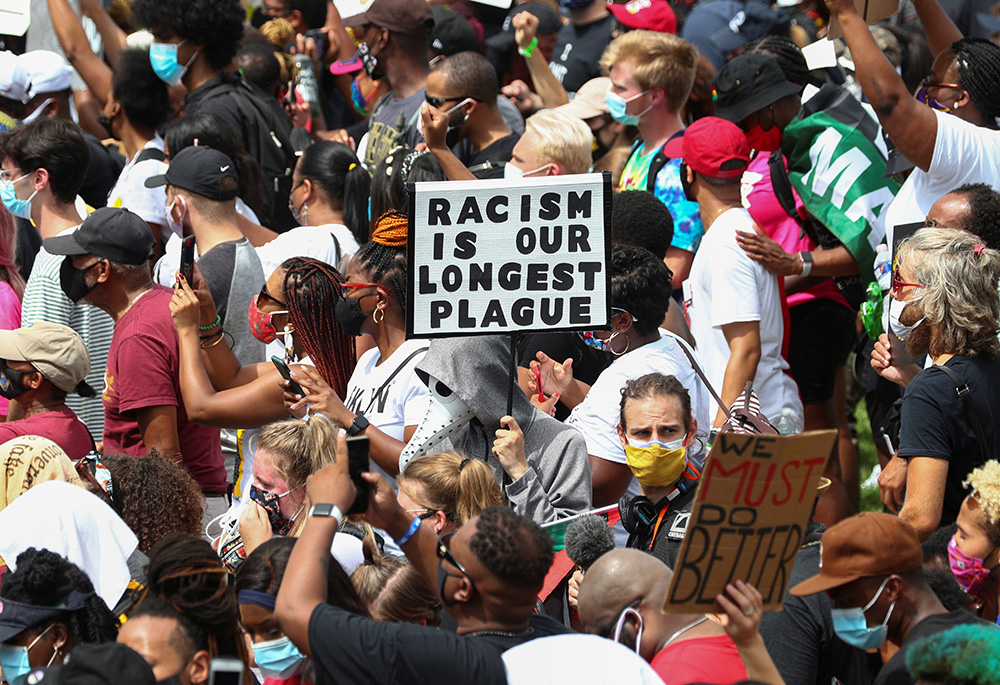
top-left (532, 364), bottom-right (543, 402)
top-left (208, 657), bottom-right (244, 685)
top-left (346, 434), bottom-right (370, 516)
top-left (271, 355), bottom-right (305, 397)
top-left (179, 235), bottom-right (196, 284)
top-left (304, 28), bottom-right (328, 57)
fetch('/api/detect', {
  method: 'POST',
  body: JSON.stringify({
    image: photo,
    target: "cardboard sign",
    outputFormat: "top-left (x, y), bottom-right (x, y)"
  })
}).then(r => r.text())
top-left (826, 0), bottom-right (898, 40)
top-left (663, 430), bottom-right (837, 613)
top-left (407, 173), bottom-right (612, 338)
top-left (0, 0), bottom-right (30, 37)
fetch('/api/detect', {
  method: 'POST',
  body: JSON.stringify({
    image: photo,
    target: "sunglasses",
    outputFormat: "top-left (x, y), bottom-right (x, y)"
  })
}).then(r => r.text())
top-left (340, 282), bottom-right (388, 297)
top-left (425, 95), bottom-right (480, 109)
top-left (891, 268), bottom-right (926, 293)
top-left (916, 79), bottom-right (964, 112)
top-left (437, 532), bottom-right (476, 587)
top-left (257, 286), bottom-right (287, 308)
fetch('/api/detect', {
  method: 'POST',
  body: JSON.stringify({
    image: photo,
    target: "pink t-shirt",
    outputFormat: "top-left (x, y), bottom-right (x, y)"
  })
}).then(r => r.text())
top-left (742, 153), bottom-right (850, 310)
top-left (0, 280), bottom-right (22, 416)
top-left (102, 285), bottom-right (226, 493)
top-left (651, 634), bottom-right (749, 685)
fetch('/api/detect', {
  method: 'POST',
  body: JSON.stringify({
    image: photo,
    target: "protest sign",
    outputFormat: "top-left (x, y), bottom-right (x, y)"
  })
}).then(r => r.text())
top-left (406, 173), bottom-right (612, 338)
top-left (0, 0), bottom-right (29, 37)
top-left (826, 0), bottom-right (897, 39)
top-left (663, 430), bottom-right (837, 613)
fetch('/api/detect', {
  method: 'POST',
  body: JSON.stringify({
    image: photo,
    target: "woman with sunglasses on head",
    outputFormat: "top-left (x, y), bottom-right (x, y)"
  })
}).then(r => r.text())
top-left (870, 228), bottom-right (1000, 540)
top-left (824, 0), bottom-right (1000, 246)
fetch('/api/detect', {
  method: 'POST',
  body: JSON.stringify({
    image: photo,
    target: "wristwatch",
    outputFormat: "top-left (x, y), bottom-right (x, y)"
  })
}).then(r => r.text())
top-left (309, 503), bottom-right (344, 525)
top-left (347, 414), bottom-right (370, 436)
top-left (798, 251), bottom-right (813, 277)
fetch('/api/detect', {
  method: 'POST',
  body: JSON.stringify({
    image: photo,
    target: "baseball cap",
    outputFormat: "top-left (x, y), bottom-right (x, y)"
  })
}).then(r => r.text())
top-left (710, 2), bottom-right (789, 54)
top-left (43, 207), bottom-right (155, 266)
top-left (0, 591), bottom-right (94, 644)
top-left (0, 50), bottom-right (30, 104)
top-left (0, 322), bottom-right (90, 393)
top-left (429, 7), bottom-right (479, 56)
top-left (17, 51), bottom-right (73, 100)
top-left (19, 642), bottom-right (157, 685)
top-left (712, 53), bottom-right (803, 124)
top-left (790, 512), bottom-right (924, 596)
top-left (555, 77), bottom-right (611, 120)
top-left (663, 116), bottom-right (749, 178)
top-left (343, 0), bottom-right (434, 36)
top-left (485, 3), bottom-right (563, 50)
top-left (607, 0), bottom-right (677, 34)
top-left (144, 146), bottom-right (239, 201)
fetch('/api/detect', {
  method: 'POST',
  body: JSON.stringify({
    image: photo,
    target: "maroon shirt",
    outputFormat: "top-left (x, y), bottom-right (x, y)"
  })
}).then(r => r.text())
top-left (102, 285), bottom-right (226, 493)
top-left (0, 406), bottom-right (93, 461)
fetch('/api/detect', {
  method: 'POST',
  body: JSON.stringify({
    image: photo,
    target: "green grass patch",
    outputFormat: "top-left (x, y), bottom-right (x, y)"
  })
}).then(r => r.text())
top-left (854, 397), bottom-right (883, 513)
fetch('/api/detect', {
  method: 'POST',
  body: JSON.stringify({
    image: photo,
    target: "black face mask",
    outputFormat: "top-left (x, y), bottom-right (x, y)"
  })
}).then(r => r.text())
top-left (96, 111), bottom-right (116, 140)
top-left (60, 258), bottom-right (102, 304)
top-left (591, 119), bottom-right (614, 162)
top-left (679, 162), bottom-right (696, 203)
top-left (335, 296), bottom-right (368, 337)
top-left (0, 362), bottom-right (31, 400)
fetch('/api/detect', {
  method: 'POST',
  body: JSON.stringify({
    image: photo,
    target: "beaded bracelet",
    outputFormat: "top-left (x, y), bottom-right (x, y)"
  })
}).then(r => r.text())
top-left (199, 314), bottom-right (222, 331)
top-left (518, 36), bottom-right (538, 58)
top-left (394, 516), bottom-right (421, 547)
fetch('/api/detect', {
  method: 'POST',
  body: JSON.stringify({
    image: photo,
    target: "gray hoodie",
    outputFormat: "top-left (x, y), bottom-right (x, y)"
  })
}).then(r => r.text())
top-left (416, 334), bottom-right (593, 524)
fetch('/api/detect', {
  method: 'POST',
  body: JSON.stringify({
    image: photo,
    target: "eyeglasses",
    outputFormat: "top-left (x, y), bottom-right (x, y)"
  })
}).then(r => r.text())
top-left (425, 95), bottom-right (480, 109)
top-left (408, 508), bottom-right (455, 521)
top-left (916, 79), bottom-right (964, 112)
top-left (340, 282), bottom-right (387, 297)
top-left (891, 268), bottom-right (926, 293)
top-left (257, 286), bottom-right (287, 308)
top-left (436, 532), bottom-right (476, 588)
top-left (0, 168), bottom-right (24, 182)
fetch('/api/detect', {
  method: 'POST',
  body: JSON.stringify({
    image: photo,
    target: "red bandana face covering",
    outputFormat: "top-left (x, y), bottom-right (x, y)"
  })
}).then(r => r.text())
top-left (248, 296), bottom-right (287, 345)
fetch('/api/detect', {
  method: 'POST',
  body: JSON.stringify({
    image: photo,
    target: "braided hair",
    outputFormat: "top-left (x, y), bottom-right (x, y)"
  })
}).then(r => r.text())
top-left (951, 38), bottom-right (1000, 126)
top-left (746, 35), bottom-right (817, 86)
top-left (353, 218), bottom-right (409, 313)
top-left (144, 534), bottom-right (253, 685)
top-left (0, 548), bottom-right (118, 645)
top-left (281, 257), bottom-right (356, 398)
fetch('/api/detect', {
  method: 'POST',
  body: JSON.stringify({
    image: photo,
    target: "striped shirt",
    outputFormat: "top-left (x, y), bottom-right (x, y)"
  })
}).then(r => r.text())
top-left (21, 242), bottom-right (114, 439)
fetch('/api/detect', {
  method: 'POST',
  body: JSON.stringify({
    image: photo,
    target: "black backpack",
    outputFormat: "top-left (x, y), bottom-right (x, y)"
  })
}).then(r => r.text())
top-left (199, 77), bottom-right (298, 232)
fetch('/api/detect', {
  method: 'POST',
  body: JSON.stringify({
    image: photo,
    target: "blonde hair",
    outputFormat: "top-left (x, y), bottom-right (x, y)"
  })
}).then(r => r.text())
top-left (351, 534), bottom-right (441, 626)
top-left (527, 109), bottom-right (593, 175)
top-left (599, 30), bottom-right (699, 112)
top-left (965, 461), bottom-right (1000, 546)
top-left (398, 452), bottom-right (504, 527)
top-left (897, 227), bottom-right (1000, 359)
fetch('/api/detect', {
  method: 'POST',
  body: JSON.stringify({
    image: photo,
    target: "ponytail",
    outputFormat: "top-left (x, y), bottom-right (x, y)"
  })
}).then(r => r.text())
top-left (399, 452), bottom-right (505, 527)
top-left (455, 458), bottom-right (506, 527)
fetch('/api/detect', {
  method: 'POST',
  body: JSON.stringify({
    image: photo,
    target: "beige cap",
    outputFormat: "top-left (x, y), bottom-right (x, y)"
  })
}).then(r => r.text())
top-left (0, 322), bottom-right (90, 393)
top-left (555, 77), bottom-right (611, 121)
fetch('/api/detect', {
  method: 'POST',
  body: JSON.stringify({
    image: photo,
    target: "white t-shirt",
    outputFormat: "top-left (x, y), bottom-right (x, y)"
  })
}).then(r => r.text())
top-left (881, 110), bottom-right (1000, 249)
top-left (107, 137), bottom-right (169, 241)
top-left (683, 208), bottom-right (803, 429)
top-left (344, 338), bottom-right (431, 487)
top-left (565, 331), bottom-right (713, 499)
top-left (256, 223), bottom-right (360, 277)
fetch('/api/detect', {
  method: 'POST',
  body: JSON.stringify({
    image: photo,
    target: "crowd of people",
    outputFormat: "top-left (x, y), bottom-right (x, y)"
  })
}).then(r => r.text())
top-left (1, 0), bottom-right (1000, 681)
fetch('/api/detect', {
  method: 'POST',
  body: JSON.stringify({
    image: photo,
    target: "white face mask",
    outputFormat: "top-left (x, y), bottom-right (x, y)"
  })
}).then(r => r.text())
top-left (888, 295), bottom-right (924, 342)
top-left (165, 196), bottom-right (185, 235)
top-left (504, 162), bottom-right (553, 180)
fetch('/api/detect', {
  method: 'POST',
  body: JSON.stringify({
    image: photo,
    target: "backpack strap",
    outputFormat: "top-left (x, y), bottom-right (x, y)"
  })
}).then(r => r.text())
top-left (936, 364), bottom-right (991, 466)
top-left (646, 146), bottom-right (671, 194)
top-left (361, 346), bottom-right (429, 416)
top-left (134, 147), bottom-right (166, 164)
top-left (671, 335), bottom-right (731, 421)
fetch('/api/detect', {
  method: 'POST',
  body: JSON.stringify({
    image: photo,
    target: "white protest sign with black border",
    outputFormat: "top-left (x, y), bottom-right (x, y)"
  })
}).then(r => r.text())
top-left (406, 172), bottom-right (612, 338)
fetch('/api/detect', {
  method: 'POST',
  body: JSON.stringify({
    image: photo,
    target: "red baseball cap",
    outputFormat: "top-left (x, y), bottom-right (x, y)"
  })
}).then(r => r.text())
top-left (663, 116), bottom-right (749, 178)
top-left (607, 0), bottom-right (677, 34)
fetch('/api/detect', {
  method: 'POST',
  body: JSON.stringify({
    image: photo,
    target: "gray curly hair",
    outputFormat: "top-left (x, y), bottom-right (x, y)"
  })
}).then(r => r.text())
top-left (897, 227), bottom-right (1000, 359)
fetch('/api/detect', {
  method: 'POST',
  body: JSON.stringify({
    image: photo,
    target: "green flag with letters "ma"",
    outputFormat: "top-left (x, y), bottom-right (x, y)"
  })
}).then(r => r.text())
top-left (781, 85), bottom-right (900, 277)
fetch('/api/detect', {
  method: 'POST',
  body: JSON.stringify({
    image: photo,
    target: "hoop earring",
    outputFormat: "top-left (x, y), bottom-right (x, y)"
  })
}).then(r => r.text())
top-left (373, 307), bottom-right (385, 324)
top-left (610, 333), bottom-right (630, 357)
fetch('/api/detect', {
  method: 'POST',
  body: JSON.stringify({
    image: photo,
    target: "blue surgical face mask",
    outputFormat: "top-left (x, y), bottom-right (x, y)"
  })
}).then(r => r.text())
top-left (0, 623), bottom-right (55, 682)
top-left (149, 40), bottom-right (199, 86)
top-left (605, 90), bottom-right (651, 126)
top-left (830, 577), bottom-right (896, 650)
top-left (252, 635), bottom-right (306, 679)
top-left (0, 173), bottom-right (37, 220)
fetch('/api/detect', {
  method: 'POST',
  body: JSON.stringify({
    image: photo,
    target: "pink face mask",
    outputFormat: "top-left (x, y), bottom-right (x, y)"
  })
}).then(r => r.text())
top-left (948, 535), bottom-right (995, 596)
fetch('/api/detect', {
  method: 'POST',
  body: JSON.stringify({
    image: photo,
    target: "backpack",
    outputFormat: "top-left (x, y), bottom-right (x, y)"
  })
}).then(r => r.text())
top-left (199, 77), bottom-right (298, 232)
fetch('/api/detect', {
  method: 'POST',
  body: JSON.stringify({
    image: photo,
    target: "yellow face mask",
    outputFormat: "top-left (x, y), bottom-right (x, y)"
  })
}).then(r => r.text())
top-left (624, 437), bottom-right (687, 488)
